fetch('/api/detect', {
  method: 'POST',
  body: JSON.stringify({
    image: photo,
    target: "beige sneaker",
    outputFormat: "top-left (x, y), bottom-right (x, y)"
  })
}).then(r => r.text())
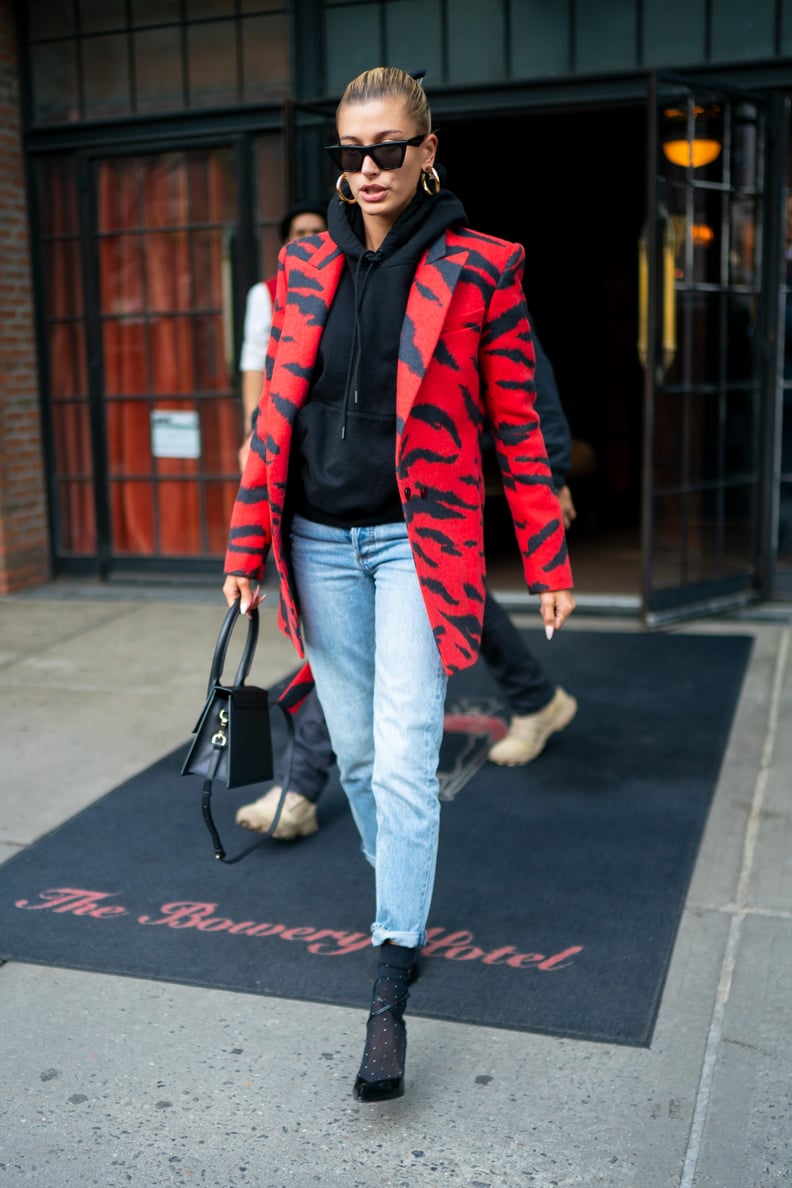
top-left (488, 687), bottom-right (577, 766)
top-left (235, 786), bottom-right (319, 840)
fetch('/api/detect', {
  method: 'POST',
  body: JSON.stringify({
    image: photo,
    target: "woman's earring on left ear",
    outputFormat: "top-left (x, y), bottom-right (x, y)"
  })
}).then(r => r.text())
top-left (421, 166), bottom-right (441, 196)
top-left (336, 174), bottom-right (357, 205)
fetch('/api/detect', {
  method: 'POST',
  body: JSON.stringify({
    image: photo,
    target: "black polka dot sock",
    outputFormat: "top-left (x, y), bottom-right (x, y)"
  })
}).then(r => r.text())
top-left (353, 943), bottom-right (417, 1102)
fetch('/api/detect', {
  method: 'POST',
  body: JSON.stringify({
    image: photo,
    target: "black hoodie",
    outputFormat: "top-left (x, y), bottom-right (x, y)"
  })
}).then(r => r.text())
top-left (290, 185), bottom-right (468, 527)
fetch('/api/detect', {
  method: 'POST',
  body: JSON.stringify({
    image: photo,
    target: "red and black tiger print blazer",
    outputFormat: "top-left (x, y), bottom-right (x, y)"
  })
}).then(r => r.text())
top-left (225, 225), bottom-right (573, 679)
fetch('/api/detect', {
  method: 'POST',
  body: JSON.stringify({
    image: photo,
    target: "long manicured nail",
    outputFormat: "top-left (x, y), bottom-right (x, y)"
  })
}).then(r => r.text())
top-left (545, 625), bottom-right (554, 640)
top-left (240, 602), bottom-right (248, 615)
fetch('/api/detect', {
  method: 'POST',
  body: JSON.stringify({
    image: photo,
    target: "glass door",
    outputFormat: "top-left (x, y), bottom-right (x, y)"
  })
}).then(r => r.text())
top-left (640, 74), bottom-right (769, 623)
top-left (92, 145), bottom-right (242, 565)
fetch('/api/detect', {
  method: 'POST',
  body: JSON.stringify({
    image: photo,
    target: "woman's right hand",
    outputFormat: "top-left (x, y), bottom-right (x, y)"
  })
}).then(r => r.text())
top-left (222, 575), bottom-right (262, 616)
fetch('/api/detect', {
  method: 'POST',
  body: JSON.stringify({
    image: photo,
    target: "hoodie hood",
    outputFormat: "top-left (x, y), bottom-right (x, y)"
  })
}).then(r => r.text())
top-left (326, 183), bottom-right (468, 265)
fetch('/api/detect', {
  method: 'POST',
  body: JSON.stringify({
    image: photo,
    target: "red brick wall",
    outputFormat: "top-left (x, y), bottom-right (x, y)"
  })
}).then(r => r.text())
top-left (0, 0), bottom-right (50, 594)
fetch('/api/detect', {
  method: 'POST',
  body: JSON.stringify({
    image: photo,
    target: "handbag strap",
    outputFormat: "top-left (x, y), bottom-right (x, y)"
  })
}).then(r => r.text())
top-left (200, 695), bottom-right (297, 865)
top-left (208, 601), bottom-right (259, 697)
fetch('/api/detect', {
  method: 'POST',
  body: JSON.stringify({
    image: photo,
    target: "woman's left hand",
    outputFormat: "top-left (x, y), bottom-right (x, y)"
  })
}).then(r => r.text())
top-left (539, 589), bottom-right (576, 637)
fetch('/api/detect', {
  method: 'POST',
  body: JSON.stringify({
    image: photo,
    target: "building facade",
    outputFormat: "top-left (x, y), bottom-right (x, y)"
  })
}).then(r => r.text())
top-left (4, 0), bottom-right (792, 621)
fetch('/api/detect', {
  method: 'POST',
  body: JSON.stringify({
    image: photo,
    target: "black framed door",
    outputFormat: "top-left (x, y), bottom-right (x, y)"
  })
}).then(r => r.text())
top-left (36, 128), bottom-right (291, 576)
top-left (640, 72), bottom-right (776, 623)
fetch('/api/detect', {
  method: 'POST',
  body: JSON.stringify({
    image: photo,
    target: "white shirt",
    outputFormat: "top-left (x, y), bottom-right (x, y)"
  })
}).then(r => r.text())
top-left (239, 282), bottom-right (274, 373)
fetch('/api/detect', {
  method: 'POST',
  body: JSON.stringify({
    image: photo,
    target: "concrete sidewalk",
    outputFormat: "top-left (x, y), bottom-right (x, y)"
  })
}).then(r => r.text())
top-left (1, 584), bottom-right (790, 1188)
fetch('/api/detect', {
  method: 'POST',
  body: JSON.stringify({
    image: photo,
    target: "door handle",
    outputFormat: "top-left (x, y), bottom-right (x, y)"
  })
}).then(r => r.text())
top-left (637, 215), bottom-right (678, 375)
top-left (638, 229), bottom-right (648, 370)
top-left (221, 225), bottom-right (237, 380)
top-left (661, 212), bottom-right (677, 373)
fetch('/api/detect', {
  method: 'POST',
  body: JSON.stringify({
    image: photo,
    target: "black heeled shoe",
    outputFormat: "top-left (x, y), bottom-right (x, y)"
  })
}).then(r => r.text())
top-left (353, 994), bottom-right (408, 1102)
top-left (353, 945), bottom-right (416, 1102)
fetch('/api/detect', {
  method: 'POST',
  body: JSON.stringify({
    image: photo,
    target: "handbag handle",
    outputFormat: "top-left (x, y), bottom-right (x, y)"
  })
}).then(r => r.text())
top-left (198, 599), bottom-right (297, 864)
top-left (208, 601), bottom-right (259, 696)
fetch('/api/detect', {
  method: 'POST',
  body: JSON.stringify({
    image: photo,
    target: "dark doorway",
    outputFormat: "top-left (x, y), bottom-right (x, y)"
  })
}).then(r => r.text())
top-left (439, 104), bottom-right (646, 596)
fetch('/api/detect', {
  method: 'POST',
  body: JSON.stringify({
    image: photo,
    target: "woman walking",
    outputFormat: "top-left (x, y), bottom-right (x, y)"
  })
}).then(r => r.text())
top-left (223, 66), bottom-right (575, 1102)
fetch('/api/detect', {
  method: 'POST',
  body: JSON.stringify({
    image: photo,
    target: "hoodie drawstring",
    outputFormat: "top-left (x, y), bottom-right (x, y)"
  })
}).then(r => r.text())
top-left (341, 249), bottom-right (382, 439)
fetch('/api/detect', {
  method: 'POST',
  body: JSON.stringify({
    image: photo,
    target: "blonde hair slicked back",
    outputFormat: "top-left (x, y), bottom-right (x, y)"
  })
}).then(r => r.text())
top-left (337, 66), bottom-right (431, 135)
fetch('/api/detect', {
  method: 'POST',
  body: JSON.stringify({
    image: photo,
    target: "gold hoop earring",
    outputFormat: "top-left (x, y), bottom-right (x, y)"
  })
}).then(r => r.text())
top-left (421, 166), bottom-right (441, 196)
top-left (336, 174), bottom-right (356, 205)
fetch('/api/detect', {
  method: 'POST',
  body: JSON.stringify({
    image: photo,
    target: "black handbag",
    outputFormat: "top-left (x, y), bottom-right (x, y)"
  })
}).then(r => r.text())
top-left (181, 602), bottom-right (293, 864)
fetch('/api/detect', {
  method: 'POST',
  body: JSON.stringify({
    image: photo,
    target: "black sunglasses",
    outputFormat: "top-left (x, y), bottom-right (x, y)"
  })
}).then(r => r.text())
top-left (325, 134), bottom-right (426, 173)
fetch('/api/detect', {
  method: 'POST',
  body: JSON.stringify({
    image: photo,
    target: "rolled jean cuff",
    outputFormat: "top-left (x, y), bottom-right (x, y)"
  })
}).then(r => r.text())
top-left (371, 926), bottom-right (426, 948)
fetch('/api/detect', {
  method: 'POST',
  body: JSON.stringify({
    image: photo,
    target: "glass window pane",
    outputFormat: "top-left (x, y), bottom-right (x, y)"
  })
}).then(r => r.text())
top-left (31, 41), bottom-right (79, 124)
top-left (242, 13), bottom-right (289, 101)
top-left (83, 33), bottom-right (132, 119)
top-left (200, 397), bottom-right (239, 471)
top-left (107, 402), bottom-right (152, 474)
top-left (57, 481), bottom-right (96, 554)
top-left (38, 159), bottom-right (80, 235)
top-left (725, 388), bottom-right (758, 478)
top-left (97, 159), bottom-right (140, 232)
top-left (103, 321), bottom-right (149, 394)
top-left (653, 388), bottom-right (684, 489)
top-left (668, 189), bottom-right (724, 287)
top-left (651, 492), bottom-right (685, 589)
top-left (324, 5), bottom-right (380, 97)
top-left (132, 0), bottom-right (181, 23)
top-left (254, 136), bottom-right (286, 222)
top-left (643, 0), bottom-right (706, 67)
top-left (140, 155), bottom-right (188, 229)
top-left (510, 0), bottom-right (570, 76)
top-left (144, 233), bottom-right (192, 311)
top-left (194, 314), bottom-right (230, 390)
top-left (188, 148), bottom-right (236, 224)
top-left (134, 27), bottom-right (185, 113)
top-left (447, 0), bottom-right (506, 84)
top-left (79, 0), bottom-right (127, 33)
top-left (729, 196), bottom-right (758, 286)
top-left (727, 295), bottom-right (758, 381)
top-left (100, 236), bottom-right (144, 316)
top-left (52, 402), bottom-right (93, 476)
top-left (722, 482), bottom-right (756, 571)
top-left (28, 0), bottom-right (75, 38)
top-left (157, 479), bottom-right (202, 555)
top-left (689, 293), bottom-right (723, 386)
top-left (385, 0), bottom-right (443, 84)
top-left (187, 21), bottom-right (238, 108)
top-left (687, 391), bottom-right (722, 483)
top-left (576, 0), bottom-right (638, 72)
top-left (192, 231), bottom-right (222, 310)
top-left (187, 0), bottom-right (234, 14)
top-left (49, 324), bottom-right (88, 399)
top-left (778, 480), bottom-right (792, 559)
top-left (205, 480), bottom-right (238, 552)
top-left (110, 477), bottom-right (155, 553)
top-left (710, 0), bottom-right (775, 61)
top-left (149, 318), bottom-right (195, 393)
top-left (683, 488), bottom-right (717, 583)
top-left (46, 241), bottom-right (84, 317)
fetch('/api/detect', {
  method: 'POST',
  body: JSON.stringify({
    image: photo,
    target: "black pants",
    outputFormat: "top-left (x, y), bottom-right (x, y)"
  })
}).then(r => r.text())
top-left (276, 588), bottom-right (556, 801)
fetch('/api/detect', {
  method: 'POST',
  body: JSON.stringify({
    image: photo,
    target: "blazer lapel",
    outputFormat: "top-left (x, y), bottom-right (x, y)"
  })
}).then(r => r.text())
top-left (277, 238), bottom-right (345, 411)
top-left (396, 234), bottom-right (467, 427)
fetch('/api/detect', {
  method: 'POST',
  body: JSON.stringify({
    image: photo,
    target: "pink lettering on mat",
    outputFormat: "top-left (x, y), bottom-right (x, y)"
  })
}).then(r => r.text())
top-left (15, 887), bottom-right (583, 970)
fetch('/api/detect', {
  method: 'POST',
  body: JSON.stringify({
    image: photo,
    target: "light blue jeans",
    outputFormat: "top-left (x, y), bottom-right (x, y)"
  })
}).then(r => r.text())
top-left (289, 515), bottom-right (448, 949)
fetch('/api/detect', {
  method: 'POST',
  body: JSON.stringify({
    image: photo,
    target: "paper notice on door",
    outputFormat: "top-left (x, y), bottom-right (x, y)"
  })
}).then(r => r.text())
top-left (150, 410), bottom-right (201, 459)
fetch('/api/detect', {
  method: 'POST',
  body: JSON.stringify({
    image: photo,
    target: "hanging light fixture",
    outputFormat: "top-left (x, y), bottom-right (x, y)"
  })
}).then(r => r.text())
top-left (662, 105), bottom-right (722, 169)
